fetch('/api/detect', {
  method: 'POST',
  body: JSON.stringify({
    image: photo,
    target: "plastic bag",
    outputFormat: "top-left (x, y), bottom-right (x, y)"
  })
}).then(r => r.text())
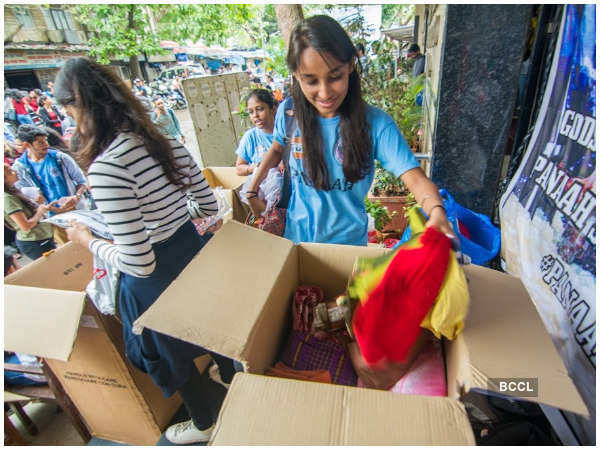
top-left (43, 209), bottom-right (112, 240)
top-left (86, 255), bottom-right (120, 315)
top-left (395, 189), bottom-right (500, 265)
top-left (239, 166), bottom-right (284, 216)
top-left (187, 186), bottom-right (232, 235)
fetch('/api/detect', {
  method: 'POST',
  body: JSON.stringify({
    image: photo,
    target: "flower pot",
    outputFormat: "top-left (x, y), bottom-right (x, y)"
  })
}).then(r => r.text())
top-left (368, 195), bottom-right (410, 234)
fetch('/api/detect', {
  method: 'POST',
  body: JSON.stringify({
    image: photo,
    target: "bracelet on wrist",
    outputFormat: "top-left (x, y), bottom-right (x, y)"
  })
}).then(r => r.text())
top-left (428, 204), bottom-right (446, 216)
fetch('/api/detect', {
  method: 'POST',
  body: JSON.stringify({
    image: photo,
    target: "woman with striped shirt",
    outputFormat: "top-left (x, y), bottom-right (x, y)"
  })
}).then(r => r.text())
top-left (54, 58), bottom-right (236, 445)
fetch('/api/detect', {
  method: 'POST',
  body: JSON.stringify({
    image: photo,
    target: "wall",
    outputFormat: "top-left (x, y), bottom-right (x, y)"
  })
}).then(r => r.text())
top-left (183, 73), bottom-right (251, 167)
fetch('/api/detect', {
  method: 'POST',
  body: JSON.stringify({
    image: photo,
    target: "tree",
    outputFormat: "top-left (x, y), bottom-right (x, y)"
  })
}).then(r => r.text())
top-left (381, 4), bottom-right (415, 28)
top-left (71, 4), bottom-right (162, 80)
top-left (274, 4), bottom-right (304, 50)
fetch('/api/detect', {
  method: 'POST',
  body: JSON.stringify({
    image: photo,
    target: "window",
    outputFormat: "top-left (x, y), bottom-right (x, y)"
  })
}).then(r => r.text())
top-left (13, 7), bottom-right (35, 29)
top-left (50, 9), bottom-right (69, 30)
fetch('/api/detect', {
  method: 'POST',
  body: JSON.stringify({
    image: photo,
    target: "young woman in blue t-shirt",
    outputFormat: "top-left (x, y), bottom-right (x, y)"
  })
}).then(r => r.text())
top-left (235, 89), bottom-right (276, 176)
top-left (247, 15), bottom-right (454, 246)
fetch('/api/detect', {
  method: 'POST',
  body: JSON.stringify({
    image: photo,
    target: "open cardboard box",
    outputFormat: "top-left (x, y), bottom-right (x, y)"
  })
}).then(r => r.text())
top-left (202, 166), bottom-right (248, 223)
top-left (135, 221), bottom-right (587, 445)
top-left (3, 243), bottom-right (212, 445)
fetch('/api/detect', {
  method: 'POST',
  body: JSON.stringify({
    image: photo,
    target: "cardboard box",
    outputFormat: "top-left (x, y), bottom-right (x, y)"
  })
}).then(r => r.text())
top-left (202, 166), bottom-right (248, 223)
top-left (4, 243), bottom-right (187, 445)
top-left (134, 221), bottom-right (588, 445)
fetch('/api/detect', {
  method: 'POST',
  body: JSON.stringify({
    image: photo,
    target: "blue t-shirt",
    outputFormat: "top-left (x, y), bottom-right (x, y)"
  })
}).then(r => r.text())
top-left (29, 154), bottom-right (69, 204)
top-left (235, 127), bottom-right (274, 166)
top-left (273, 103), bottom-right (419, 246)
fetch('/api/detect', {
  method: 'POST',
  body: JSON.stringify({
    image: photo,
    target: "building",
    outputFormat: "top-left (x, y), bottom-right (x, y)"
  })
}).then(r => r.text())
top-left (4, 5), bottom-right (91, 90)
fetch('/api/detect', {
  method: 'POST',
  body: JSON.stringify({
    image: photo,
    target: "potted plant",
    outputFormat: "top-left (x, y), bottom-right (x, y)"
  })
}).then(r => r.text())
top-left (367, 161), bottom-right (416, 235)
top-left (364, 197), bottom-right (395, 242)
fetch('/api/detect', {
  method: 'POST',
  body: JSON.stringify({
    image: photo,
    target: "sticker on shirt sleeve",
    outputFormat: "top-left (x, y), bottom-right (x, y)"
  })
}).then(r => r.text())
top-left (292, 136), bottom-right (303, 159)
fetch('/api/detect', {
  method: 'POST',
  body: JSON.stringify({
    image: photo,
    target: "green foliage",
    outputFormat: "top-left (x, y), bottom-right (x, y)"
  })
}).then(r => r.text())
top-left (151, 4), bottom-right (254, 47)
top-left (370, 160), bottom-right (409, 197)
top-left (72, 5), bottom-right (163, 64)
top-left (264, 35), bottom-right (289, 77)
top-left (381, 4), bottom-right (415, 28)
top-left (364, 198), bottom-right (393, 232)
top-left (362, 39), bottom-right (424, 150)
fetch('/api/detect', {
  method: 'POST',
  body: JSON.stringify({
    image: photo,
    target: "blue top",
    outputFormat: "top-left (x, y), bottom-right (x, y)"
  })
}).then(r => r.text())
top-left (273, 103), bottom-right (419, 246)
top-left (235, 127), bottom-right (274, 166)
top-left (28, 153), bottom-right (70, 203)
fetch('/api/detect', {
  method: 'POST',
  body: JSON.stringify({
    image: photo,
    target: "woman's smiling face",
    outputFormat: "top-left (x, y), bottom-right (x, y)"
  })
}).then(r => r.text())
top-left (293, 47), bottom-right (354, 118)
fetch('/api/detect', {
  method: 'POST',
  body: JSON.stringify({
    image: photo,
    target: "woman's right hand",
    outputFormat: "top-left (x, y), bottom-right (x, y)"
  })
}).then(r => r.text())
top-left (247, 195), bottom-right (266, 217)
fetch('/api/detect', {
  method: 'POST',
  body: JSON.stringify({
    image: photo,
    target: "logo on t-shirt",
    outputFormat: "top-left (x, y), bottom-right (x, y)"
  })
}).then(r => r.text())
top-left (291, 136), bottom-right (303, 160)
top-left (334, 138), bottom-right (344, 164)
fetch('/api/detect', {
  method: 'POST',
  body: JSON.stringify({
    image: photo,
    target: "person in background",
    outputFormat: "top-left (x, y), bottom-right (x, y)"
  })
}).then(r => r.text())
top-left (4, 163), bottom-right (58, 260)
top-left (407, 43), bottom-right (426, 78)
top-left (235, 89), bottom-right (277, 177)
top-left (43, 81), bottom-right (54, 98)
top-left (247, 15), bottom-right (453, 246)
top-left (356, 42), bottom-right (369, 75)
top-left (10, 91), bottom-right (34, 125)
top-left (54, 57), bottom-right (237, 445)
top-left (12, 124), bottom-right (89, 245)
top-left (151, 97), bottom-right (185, 144)
top-left (28, 89), bottom-right (41, 113)
top-left (37, 95), bottom-right (64, 132)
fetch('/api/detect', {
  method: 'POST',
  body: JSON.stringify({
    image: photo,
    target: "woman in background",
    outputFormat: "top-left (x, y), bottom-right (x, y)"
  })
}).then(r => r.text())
top-left (235, 89), bottom-right (277, 176)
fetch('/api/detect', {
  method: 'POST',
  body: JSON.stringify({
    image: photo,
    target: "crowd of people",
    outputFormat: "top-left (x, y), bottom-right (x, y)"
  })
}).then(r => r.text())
top-left (5, 14), bottom-right (446, 446)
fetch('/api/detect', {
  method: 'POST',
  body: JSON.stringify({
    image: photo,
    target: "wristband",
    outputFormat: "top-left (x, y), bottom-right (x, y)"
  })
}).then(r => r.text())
top-left (428, 204), bottom-right (446, 216)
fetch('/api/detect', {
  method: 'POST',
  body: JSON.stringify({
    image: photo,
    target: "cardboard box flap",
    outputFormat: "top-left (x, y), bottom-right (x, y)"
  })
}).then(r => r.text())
top-left (4, 285), bottom-right (86, 361)
top-left (211, 373), bottom-right (475, 445)
top-left (4, 242), bottom-right (93, 291)
top-left (202, 167), bottom-right (247, 189)
top-left (134, 221), bottom-right (294, 362)
top-left (459, 264), bottom-right (588, 416)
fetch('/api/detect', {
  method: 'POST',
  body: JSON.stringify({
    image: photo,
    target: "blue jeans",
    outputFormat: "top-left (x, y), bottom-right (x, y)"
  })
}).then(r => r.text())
top-left (17, 114), bottom-right (34, 125)
top-left (16, 238), bottom-right (56, 260)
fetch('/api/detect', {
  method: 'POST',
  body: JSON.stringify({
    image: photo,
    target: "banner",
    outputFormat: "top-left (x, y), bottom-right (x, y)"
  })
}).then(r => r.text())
top-left (500, 5), bottom-right (595, 443)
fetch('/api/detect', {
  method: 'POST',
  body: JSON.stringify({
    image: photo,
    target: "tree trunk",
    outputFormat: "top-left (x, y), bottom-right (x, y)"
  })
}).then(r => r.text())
top-left (127, 5), bottom-right (143, 81)
top-left (274, 4), bottom-right (303, 50)
top-left (128, 55), bottom-right (142, 81)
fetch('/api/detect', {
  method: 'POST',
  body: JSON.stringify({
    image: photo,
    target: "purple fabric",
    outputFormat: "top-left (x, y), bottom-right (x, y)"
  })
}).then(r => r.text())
top-left (279, 330), bottom-right (357, 387)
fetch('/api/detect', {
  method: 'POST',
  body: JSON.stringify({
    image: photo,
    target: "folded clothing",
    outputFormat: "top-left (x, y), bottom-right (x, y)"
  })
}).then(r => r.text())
top-left (265, 362), bottom-right (331, 384)
top-left (279, 330), bottom-right (357, 386)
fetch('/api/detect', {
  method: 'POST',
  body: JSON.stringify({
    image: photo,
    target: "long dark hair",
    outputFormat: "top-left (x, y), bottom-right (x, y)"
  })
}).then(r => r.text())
top-left (287, 15), bottom-right (371, 190)
top-left (53, 58), bottom-right (187, 188)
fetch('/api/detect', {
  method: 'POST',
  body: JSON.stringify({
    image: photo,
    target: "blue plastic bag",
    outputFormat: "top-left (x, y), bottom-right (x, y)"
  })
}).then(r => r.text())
top-left (394, 189), bottom-right (501, 266)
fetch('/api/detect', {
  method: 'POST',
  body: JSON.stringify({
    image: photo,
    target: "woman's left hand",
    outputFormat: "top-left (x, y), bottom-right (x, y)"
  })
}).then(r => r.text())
top-left (66, 220), bottom-right (93, 248)
top-left (425, 206), bottom-right (457, 240)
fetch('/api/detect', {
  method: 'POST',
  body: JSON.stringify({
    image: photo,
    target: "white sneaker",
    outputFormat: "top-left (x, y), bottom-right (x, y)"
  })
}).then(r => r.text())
top-left (165, 419), bottom-right (214, 445)
top-left (208, 363), bottom-right (231, 389)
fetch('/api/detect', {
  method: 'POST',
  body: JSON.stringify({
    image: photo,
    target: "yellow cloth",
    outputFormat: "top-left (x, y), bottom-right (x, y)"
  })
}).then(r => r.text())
top-left (420, 249), bottom-right (470, 339)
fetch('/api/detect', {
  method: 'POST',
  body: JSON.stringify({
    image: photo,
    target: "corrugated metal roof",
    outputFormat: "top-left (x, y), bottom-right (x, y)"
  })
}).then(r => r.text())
top-left (381, 24), bottom-right (414, 42)
top-left (4, 42), bottom-right (90, 52)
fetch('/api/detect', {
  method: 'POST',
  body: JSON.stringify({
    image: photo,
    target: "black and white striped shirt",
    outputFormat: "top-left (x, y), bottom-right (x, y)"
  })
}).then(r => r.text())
top-left (88, 132), bottom-right (217, 277)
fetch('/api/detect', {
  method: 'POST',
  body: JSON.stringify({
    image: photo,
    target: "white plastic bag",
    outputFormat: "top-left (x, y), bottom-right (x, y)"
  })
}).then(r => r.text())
top-left (239, 167), bottom-right (283, 217)
top-left (187, 186), bottom-right (232, 234)
top-left (43, 209), bottom-right (112, 240)
top-left (85, 255), bottom-right (120, 315)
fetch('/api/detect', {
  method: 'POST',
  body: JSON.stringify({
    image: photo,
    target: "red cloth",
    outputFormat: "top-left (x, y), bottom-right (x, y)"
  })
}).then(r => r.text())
top-left (457, 219), bottom-right (471, 239)
top-left (352, 227), bottom-right (451, 365)
top-left (292, 286), bottom-right (324, 332)
top-left (12, 98), bottom-right (27, 115)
